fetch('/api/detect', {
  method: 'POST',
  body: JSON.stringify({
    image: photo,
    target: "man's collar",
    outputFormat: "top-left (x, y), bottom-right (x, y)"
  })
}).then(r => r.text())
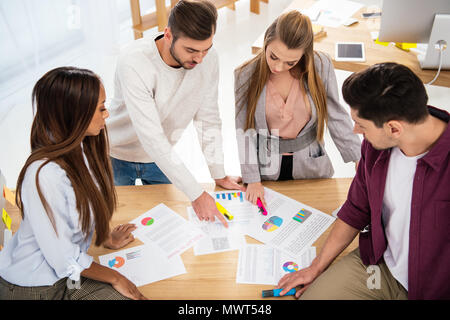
top-left (420, 106), bottom-right (450, 170)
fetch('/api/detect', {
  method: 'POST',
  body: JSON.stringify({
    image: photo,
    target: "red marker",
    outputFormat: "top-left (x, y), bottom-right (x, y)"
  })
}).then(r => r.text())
top-left (257, 198), bottom-right (268, 216)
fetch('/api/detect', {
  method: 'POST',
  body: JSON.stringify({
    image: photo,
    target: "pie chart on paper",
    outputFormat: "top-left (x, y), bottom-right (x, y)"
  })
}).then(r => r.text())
top-left (108, 256), bottom-right (125, 268)
top-left (141, 217), bottom-right (154, 226)
top-left (262, 216), bottom-right (283, 232)
top-left (283, 261), bottom-right (299, 273)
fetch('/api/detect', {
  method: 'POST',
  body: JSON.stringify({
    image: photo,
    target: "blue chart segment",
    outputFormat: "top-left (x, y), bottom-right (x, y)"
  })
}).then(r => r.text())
top-left (215, 192), bottom-right (244, 203)
top-left (108, 256), bottom-right (125, 268)
top-left (293, 209), bottom-right (312, 223)
top-left (282, 261), bottom-right (299, 273)
top-left (262, 216), bottom-right (283, 232)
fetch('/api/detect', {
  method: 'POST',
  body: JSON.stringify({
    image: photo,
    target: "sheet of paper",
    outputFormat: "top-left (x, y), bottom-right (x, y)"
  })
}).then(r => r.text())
top-left (236, 244), bottom-right (316, 285)
top-left (212, 190), bottom-right (260, 222)
top-left (332, 204), bottom-right (343, 218)
top-left (98, 244), bottom-right (186, 287)
top-left (245, 188), bottom-right (335, 258)
top-left (300, 0), bottom-right (363, 28)
top-left (130, 203), bottom-right (206, 259)
top-left (187, 206), bottom-right (247, 255)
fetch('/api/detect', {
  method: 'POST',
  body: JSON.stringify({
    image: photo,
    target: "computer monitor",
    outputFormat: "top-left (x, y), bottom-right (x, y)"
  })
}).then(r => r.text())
top-left (378, 0), bottom-right (450, 70)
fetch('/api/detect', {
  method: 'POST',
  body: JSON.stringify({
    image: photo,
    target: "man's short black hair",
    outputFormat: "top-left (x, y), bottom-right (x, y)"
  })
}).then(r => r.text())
top-left (168, 0), bottom-right (218, 41)
top-left (342, 62), bottom-right (429, 128)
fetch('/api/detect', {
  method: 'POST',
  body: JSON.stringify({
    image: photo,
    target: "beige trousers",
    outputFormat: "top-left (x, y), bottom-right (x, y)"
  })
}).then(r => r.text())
top-left (300, 248), bottom-right (408, 300)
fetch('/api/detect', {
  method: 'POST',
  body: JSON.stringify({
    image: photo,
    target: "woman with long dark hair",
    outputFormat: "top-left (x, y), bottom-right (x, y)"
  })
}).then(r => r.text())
top-left (235, 11), bottom-right (361, 205)
top-left (0, 67), bottom-right (146, 300)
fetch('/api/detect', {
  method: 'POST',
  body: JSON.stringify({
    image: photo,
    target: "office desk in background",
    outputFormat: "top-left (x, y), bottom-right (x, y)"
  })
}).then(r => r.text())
top-left (251, 0), bottom-right (450, 88)
top-left (5, 179), bottom-right (356, 300)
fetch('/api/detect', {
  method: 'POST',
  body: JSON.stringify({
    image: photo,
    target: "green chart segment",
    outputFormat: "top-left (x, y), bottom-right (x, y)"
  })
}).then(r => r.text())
top-left (292, 209), bottom-right (312, 223)
top-left (141, 217), bottom-right (154, 226)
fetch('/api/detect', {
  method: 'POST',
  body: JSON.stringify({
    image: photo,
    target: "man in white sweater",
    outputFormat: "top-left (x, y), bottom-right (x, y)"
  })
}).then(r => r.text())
top-left (107, 0), bottom-right (241, 227)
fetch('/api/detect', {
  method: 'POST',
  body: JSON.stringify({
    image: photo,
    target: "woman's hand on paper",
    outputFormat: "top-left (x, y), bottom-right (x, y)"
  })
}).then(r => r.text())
top-left (245, 182), bottom-right (267, 207)
top-left (103, 223), bottom-right (137, 250)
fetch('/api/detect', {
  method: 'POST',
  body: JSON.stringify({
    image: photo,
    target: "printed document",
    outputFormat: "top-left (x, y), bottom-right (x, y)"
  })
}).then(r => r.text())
top-left (236, 244), bottom-right (316, 285)
top-left (187, 206), bottom-right (247, 255)
top-left (186, 190), bottom-right (260, 255)
top-left (130, 203), bottom-right (205, 258)
top-left (245, 188), bottom-right (335, 258)
top-left (99, 244), bottom-right (186, 287)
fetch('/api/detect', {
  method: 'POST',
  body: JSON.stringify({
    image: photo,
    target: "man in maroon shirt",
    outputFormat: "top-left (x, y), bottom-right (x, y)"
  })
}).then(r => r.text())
top-left (277, 63), bottom-right (449, 299)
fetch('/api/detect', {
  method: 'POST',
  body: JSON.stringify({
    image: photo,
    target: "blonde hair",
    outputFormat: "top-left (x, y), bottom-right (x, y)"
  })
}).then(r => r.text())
top-left (236, 11), bottom-right (327, 141)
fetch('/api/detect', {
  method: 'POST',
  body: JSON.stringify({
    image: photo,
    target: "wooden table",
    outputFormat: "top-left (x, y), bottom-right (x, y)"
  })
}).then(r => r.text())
top-left (5, 178), bottom-right (358, 300)
top-left (251, 0), bottom-right (450, 88)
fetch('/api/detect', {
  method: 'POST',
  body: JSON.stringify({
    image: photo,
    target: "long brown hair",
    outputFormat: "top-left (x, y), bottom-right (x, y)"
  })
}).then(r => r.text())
top-left (15, 67), bottom-right (117, 246)
top-left (236, 11), bottom-right (328, 141)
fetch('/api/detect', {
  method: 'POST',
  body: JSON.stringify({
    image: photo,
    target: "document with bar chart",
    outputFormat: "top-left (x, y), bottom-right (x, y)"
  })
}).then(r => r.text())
top-left (213, 190), bottom-right (259, 222)
top-left (186, 190), bottom-right (259, 255)
top-left (187, 206), bottom-right (246, 256)
top-left (245, 188), bottom-right (335, 258)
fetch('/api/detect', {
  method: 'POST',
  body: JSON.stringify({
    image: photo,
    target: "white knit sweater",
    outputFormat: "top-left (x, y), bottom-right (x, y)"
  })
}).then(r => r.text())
top-left (107, 34), bottom-right (225, 201)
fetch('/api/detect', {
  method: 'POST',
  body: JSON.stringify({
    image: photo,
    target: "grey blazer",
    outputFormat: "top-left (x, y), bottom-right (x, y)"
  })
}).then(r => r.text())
top-left (234, 51), bottom-right (361, 183)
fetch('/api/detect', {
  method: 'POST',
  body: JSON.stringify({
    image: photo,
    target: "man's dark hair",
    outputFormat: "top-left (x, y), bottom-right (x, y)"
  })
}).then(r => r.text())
top-left (168, 0), bottom-right (218, 41)
top-left (342, 62), bottom-right (429, 128)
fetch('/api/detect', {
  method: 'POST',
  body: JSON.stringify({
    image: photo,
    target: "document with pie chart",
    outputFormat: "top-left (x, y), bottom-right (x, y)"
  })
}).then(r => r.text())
top-left (236, 244), bottom-right (316, 285)
top-left (245, 188), bottom-right (335, 258)
top-left (98, 243), bottom-right (186, 287)
top-left (129, 203), bottom-right (206, 259)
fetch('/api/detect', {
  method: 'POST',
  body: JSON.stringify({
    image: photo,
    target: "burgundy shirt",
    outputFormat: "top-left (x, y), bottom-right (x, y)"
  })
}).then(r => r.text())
top-left (338, 106), bottom-right (450, 300)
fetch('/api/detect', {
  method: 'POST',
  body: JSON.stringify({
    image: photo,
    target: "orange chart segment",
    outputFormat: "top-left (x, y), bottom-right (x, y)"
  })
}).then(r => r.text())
top-left (108, 256), bottom-right (125, 268)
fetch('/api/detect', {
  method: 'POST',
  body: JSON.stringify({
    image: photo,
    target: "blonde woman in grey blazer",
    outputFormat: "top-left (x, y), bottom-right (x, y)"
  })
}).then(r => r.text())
top-left (235, 11), bottom-right (361, 205)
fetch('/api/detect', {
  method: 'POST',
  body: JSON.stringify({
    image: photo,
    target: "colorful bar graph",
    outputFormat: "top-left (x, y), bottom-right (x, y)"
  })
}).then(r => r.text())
top-left (292, 209), bottom-right (312, 223)
top-left (215, 192), bottom-right (244, 203)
